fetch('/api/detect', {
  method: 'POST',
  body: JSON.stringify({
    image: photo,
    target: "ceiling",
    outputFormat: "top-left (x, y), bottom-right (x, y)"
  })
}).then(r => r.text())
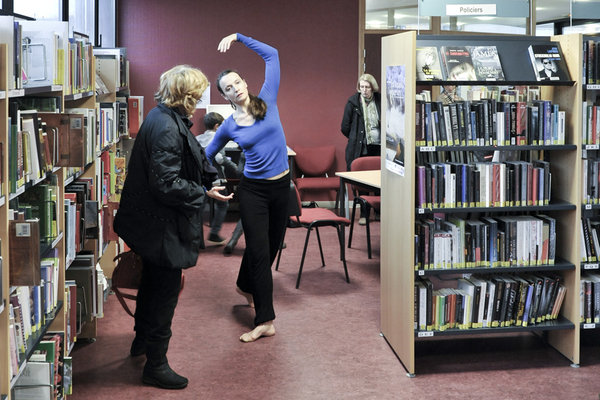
top-left (365, 0), bottom-right (586, 29)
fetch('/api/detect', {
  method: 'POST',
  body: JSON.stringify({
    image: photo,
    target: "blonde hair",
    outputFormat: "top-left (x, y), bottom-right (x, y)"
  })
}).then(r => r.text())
top-left (155, 65), bottom-right (209, 116)
top-left (356, 73), bottom-right (379, 92)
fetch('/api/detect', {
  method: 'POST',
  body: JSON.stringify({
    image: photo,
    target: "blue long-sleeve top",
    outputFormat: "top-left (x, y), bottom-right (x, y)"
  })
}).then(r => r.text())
top-left (206, 33), bottom-right (288, 180)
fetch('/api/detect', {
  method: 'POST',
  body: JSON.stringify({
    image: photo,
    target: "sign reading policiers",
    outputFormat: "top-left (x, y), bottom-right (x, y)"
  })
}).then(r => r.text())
top-left (419, 0), bottom-right (529, 18)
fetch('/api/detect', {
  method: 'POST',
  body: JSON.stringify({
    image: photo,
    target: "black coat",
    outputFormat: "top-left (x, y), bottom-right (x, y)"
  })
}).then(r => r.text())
top-left (340, 92), bottom-right (381, 170)
top-left (114, 104), bottom-right (217, 269)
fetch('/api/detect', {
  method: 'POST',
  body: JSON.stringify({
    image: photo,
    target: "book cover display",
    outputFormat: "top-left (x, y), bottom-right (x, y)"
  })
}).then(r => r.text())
top-left (416, 46), bottom-right (444, 80)
top-left (440, 46), bottom-right (477, 81)
top-left (467, 45), bottom-right (505, 81)
top-left (528, 44), bottom-right (570, 81)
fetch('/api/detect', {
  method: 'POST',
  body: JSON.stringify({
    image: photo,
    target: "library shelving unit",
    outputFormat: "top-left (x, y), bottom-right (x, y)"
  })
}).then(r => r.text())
top-left (579, 34), bottom-right (600, 335)
top-left (0, 17), bottom-right (123, 399)
top-left (380, 31), bottom-right (583, 376)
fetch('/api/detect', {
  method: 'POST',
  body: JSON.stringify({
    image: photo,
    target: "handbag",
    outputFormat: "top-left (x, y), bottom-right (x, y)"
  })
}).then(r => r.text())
top-left (111, 250), bottom-right (144, 317)
top-left (111, 250), bottom-right (186, 317)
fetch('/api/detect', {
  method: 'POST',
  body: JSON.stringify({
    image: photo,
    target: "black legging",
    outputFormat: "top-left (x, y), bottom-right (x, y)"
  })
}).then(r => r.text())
top-left (236, 173), bottom-right (290, 326)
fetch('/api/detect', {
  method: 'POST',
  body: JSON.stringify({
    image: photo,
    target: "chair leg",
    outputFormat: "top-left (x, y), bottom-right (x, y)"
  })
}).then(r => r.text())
top-left (297, 229), bottom-right (312, 289)
top-left (337, 224), bottom-right (350, 283)
top-left (315, 226), bottom-right (325, 266)
top-left (275, 226), bottom-right (288, 271)
top-left (365, 204), bottom-right (372, 259)
top-left (348, 198), bottom-right (358, 248)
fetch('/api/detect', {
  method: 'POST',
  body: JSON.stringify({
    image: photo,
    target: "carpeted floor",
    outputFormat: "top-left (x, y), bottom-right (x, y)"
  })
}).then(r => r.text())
top-left (68, 214), bottom-right (600, 400)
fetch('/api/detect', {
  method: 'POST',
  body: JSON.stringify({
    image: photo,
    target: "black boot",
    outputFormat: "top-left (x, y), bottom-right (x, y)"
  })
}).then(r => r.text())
top-left (143, 362), bottom-right (188, 389)
top-left (224, 219), bottom-right (243, 254)
top-left (130, 336), bottom-right (146, 357)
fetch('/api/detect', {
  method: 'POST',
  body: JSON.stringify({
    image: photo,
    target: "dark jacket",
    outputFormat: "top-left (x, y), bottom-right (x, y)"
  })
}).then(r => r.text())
top-left (340, 92), bottom-right (381, 170)
top-left (114, 104), bottom-right (217, 269)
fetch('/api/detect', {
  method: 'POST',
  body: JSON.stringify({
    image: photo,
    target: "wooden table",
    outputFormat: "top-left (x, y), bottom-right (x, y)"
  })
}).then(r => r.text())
top-left (335, 170), bottom-right (381, 218)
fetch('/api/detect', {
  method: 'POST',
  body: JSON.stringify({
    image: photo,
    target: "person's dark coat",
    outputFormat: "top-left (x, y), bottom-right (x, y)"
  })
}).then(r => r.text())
top-left (114, 104), bottom-right (217, 269)
top-left (341, 92), bottom-right (381, 170)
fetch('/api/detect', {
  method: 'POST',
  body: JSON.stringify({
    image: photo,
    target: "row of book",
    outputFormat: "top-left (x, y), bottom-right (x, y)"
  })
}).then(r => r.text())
top-left (415, 98), bottom-right (566, 148)
top-left (581, 217), bottom-right (600, 263)
top-left (8, 269), bottom-right (60, 374)
top-left (415, 274), bottom-right (566, 332)
top-left (583, 39), bottom-right (600, 86)
top-left (415, 215), bottom-right (556, 271)
top-left (416, 160), bottom-right (551, 210)
top-left (11, 331), bottom-right (72, 398)
top-left (582, 158), bottom-right (600, 205)
top-left (416, 43), bottom-right (570, 82)
top-left (0, 17), bottom-right (94, 95)
top-left (581, 272), bottom-right (600, 324)
top-left (582, 102), bottom-right (600, 146)
top-left (417, 45), bottom-right (505, 82)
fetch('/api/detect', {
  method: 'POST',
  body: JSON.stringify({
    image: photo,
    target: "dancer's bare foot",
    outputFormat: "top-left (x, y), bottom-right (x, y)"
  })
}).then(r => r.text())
top-left (240, 322), bottom-right (275, 343)
top-left (236, 287), bottom-right (254, 308)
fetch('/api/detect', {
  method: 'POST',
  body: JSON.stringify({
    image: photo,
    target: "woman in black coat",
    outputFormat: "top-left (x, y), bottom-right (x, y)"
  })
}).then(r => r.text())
top-left (340, 73), bottom-right (381, 171)
top-left (340, 73), bottom-right (381, 224)
top-left (113, 65), bottom-right (232, 390)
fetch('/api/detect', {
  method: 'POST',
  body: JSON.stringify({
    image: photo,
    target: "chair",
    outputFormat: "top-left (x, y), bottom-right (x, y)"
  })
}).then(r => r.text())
top-left (276, 183), bottom-right (351, 289)
top-left (348, 156), bottom-right (381, 259)
top-left (293, 145), bottom-right (340, 210)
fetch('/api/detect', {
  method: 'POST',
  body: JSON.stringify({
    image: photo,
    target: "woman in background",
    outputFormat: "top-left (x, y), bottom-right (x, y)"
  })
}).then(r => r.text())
top-left (206, 33), bottom-right (290, 343)
top-left (341, 73), bottom-right (381, 225)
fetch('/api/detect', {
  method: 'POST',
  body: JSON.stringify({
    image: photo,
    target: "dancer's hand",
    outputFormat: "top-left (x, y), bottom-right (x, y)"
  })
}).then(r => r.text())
top-left (218, 33), bottom-right (238, 53)
top-left (206, 185), bottom-right (234, 201)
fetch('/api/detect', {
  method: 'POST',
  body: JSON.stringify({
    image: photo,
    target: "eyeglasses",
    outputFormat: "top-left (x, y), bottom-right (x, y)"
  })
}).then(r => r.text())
top-left (542, 60), bottom-right (552, 65)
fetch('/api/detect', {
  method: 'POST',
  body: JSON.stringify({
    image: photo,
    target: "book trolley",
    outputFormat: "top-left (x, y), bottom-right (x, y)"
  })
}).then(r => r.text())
top-left (380, 31), bottom-right (585, 376)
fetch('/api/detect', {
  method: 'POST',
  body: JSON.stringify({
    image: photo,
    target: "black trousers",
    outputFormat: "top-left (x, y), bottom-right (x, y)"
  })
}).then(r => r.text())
top-left (135, 258), bottom-right (182, 366)
top-left (236, 173), bottom-right (290, 326)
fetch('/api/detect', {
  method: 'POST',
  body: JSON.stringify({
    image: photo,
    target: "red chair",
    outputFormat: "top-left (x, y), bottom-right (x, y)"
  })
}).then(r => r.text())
top-left (276, 183), bottom-right (351, 288)
top-left (348, 156), bottom-right (381, 259)
top-left (293, 145), bottom-right (340, 210)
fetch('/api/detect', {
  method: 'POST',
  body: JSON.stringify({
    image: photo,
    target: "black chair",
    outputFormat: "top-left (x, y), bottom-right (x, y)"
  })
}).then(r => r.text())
top-left (276, 183), bottom-right (351, 288)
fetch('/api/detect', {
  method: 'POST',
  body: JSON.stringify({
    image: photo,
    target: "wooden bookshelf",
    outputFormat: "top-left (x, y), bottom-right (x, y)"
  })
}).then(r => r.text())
top-left (380, 32), bottom-right (584, 375)
top-left (0, 17), bottom-right (122, 398)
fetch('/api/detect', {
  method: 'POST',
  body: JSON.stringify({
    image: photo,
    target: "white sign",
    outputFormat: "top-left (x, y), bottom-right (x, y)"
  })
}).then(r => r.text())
top-left (446, 4), bottom-right (497, 16)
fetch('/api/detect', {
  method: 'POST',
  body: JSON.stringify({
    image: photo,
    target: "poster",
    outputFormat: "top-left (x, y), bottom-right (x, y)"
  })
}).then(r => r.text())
top-left (385, 65), bottom-right (405, 176)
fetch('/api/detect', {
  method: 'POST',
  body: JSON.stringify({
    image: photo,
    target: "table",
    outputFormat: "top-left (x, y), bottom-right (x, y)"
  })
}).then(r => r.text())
top-left (335, 170), bottom-right (381, 218)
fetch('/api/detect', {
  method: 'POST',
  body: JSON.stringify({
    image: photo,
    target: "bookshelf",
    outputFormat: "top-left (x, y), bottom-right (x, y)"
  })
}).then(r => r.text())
top-left (579, 34), bottom-right (600, 335)
top-left (380, 32), bottom-right (583, 375)
top-left (0, 17), bottom-right (124, 399)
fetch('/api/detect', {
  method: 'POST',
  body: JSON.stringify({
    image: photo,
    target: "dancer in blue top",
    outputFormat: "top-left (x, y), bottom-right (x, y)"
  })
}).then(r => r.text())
top-left (207, 33), bottom-right (290, 342)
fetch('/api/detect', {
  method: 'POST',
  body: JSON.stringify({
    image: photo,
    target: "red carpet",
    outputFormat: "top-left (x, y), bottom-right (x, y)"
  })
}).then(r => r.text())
top-left (69, 214), bottom-right (600, 399)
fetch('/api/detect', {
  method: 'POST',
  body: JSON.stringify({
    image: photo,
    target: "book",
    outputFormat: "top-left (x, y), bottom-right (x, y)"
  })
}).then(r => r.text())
top-left (9, 213), bottom-right (41, 286)
top-left (127, 95), bottom-right (144, 137)
top-left (440, 46), bottom-right (477, 81)
top-left (528, 43), bottom-right (570, 81)
top-left (467, 45), bottom-right (505, 81)
top-left (416, 46), bottom-right (443, 80)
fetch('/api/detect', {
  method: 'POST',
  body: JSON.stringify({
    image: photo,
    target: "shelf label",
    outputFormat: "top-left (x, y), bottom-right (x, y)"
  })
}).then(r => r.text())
top-left (418, 208), bottom-right (425, 214)
top-left (51, 85), bottom-right (62, 92)
top-left (446, 4), bottom-right (496, 16)
top-left (15, 223), bottom-right (31, 237)
top-left (420, 146), bottom-right (435, 152)
top-left (586, 144), bottom-right (599, 150)
top-left (8, 89), bottom-right (24, 97)
top-left (72, 93), bottom-right (82, 100)
top-left (418, 270), bottom-right (425, 276)
top-left (585, 204), bottom-right (593, 210)
top-left (418, 331), bottom-right (434, 337)
top-left (583, 263), bottom-right (599, 270)
top-left (583, 323), bottom-right (596, 329)
top-left (587, 85), bottom-right (600, 90)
